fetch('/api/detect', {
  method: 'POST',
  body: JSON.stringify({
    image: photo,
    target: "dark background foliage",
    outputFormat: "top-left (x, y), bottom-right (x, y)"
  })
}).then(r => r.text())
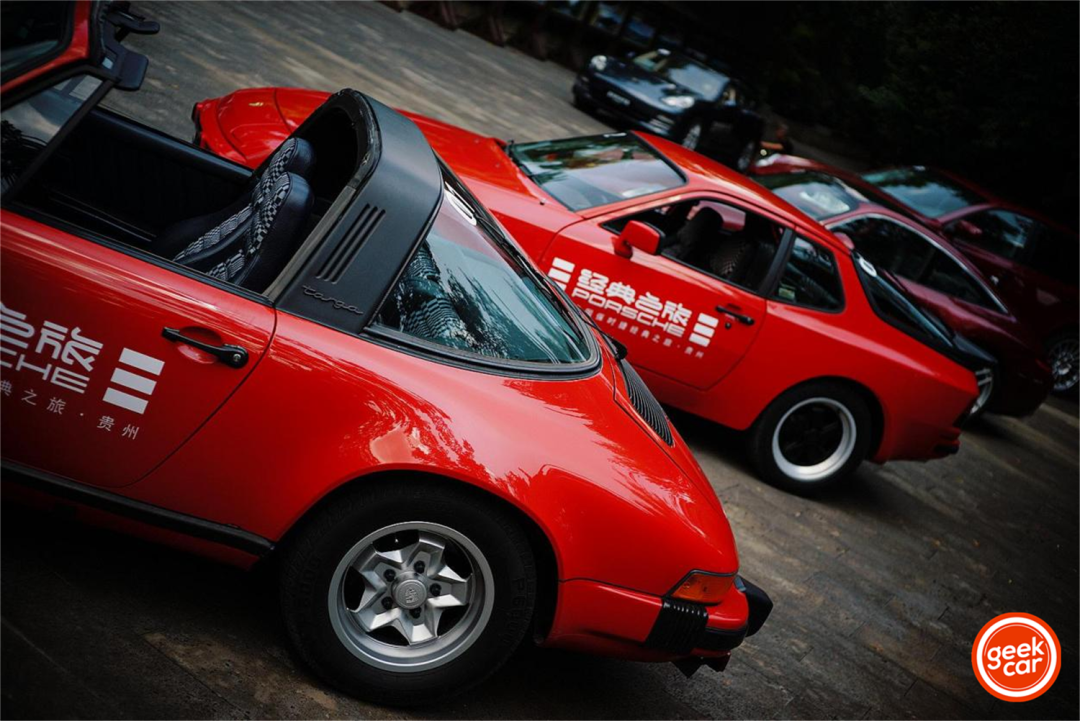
top-left (701, 1), bottom-right (1078, 227)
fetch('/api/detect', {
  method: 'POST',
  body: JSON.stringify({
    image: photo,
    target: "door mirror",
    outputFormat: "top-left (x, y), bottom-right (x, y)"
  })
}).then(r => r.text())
top-left (613, 221), bottom-right (661, 258)
top-left (952, 219), bottom-right (983, 241)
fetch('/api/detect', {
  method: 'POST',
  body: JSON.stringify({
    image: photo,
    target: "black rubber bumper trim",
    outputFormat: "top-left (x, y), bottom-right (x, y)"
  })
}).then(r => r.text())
top-left (646, 575), bottom-right (774, 655)
top-left (737, 575), bottom-right (774, 637)
top-left (2, 462), bottom-right (274, 557)
top-left (644, 597), bottom-right (708, 655)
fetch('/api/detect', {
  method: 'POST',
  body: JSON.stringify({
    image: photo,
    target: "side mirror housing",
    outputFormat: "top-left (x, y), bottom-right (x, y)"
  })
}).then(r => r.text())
top-left (613, 221), bottom-right (661, 258)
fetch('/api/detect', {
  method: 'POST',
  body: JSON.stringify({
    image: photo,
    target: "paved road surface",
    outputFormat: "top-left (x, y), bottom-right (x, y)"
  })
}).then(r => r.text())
top-left (3, 3), bottom-right (1077, 719)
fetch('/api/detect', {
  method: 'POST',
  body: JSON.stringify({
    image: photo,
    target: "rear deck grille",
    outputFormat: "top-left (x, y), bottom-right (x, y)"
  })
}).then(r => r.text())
top-left (620, 359), bottom-right (673, 445)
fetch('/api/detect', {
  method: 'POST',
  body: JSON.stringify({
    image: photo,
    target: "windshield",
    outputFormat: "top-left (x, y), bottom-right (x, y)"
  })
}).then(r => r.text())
top-left (755, 172), bottom-right (868, 220)
top-left (633, 51), bottom-right (726, 98)
top-left (375, 170), bottom-right (592, 365)
top-left (508, 133), bottom-right (684, 211)
top-left (861, 167), bottom-right (985, 218)
top-left (853, 254), bottom-right (954, 348)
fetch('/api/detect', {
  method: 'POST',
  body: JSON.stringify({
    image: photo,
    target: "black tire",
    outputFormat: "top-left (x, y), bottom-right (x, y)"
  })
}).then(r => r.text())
top-left (279, 480), bottom-right (536, 706)
top-left (748, 381), bottom-right (872, 494)
top-left (1046, 329), bottom-right (1079, 398)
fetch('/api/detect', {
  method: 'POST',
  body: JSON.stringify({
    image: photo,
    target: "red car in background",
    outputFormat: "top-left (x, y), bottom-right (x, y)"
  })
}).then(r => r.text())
top-left (195, 88), bottom-right (987, 493)
top-left (757, 156), bottom-right (1079, 397)
top-left (751, 159), bottom-right (1052, 417)
top-left (1, 2), bottom-right (770, 704)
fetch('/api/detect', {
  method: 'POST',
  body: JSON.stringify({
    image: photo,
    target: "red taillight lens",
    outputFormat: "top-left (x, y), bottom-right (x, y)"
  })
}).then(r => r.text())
top-left (671, 572), bottom-right (735, 605)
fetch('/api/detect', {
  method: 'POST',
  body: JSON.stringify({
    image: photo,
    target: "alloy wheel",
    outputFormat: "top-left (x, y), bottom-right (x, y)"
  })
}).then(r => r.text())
top-left (1049, 336), bottom-right (1079, 393)
top-left (682, 123), bottom-right (702, 150)
top-left (971, 367), bottom-right (995, 415)
top-left (772, 397), bottom-right (857, 482)
top-left (328, 521), bottom-right (494, 672)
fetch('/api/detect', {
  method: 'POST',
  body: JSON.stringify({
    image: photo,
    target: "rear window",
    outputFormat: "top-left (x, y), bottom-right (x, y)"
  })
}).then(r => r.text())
top-left (861, 167), bottom-right (984, 218)
top-left (755, 172), bottom-right (866, 221)
top-left (375, 170), bottom-right (592, 365)
top-left (508, 133), bottom-right (684, 211)
top-left (854, 255), bottom-right (954, 349)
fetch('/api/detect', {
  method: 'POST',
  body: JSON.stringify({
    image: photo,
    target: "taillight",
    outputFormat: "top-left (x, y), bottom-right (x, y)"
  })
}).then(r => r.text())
top-left (671, 571), bottom-right (735, 605)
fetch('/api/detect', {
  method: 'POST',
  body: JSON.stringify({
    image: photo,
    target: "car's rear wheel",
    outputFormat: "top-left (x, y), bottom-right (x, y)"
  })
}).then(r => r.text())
top-left (1047, 330), bottom-right (1079, 397)
top-left (970, 366), bottom-right (996, 418)
top-left (681, 121), bottom-right (703, 150)
top-left (279, 481), bottom-right (536, 705)
top-left (749, 381), bottom-right (872, 493)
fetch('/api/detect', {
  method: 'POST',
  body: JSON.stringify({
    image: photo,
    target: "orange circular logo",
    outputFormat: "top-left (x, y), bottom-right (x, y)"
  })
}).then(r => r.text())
top-left (972, 613), bottom-right (1061, 702)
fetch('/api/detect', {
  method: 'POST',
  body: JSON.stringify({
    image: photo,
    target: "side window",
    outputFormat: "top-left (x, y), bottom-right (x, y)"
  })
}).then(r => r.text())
top-left (1, 74), bottom-right (103, 195)
top-left (1, 2), bottom-right (71, 76)
top-left (773, 237), bottom-right (844, 311)
top-left (950, 209), bottom-right (1036, 260)
top-left (838, 217), bottom-right (999, 311)
top-left (653, 199), bottom-right (783, 292)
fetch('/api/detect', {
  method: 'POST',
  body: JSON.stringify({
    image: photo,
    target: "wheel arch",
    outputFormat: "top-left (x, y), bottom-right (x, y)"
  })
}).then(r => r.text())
top-left (753, 375), bottom-right (886, 458)
top-left (272, 469), bottom-right (562, 642)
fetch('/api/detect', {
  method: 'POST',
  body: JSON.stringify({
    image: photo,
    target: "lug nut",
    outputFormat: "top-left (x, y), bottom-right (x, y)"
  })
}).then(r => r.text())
top-left (410, 608), bottom-right (421, 618)
top-left (381, 597), bottom-right (394, 610)
top-left (413, 561), bottom-right (425, 573)
top-left (430, 584), bottom-right (441, 597)
top-left (383, 569), bottom-right (396, 582)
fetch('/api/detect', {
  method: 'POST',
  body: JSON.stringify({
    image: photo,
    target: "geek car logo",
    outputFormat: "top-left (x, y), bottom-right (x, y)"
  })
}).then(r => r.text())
top-left (972, 613), bottom-right (1061, 702)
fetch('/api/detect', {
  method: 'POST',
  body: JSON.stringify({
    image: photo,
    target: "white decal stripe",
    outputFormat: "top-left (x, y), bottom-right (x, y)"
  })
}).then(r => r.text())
top-left (554, 282), bottom-right (567, 290)
top-left (697, 314), bottom-right (719, 328)
top-left (119, 348), bottom-right (164, 376)
top-left (110, 368), bottom-right (157, 395)
top-left (551, 257), bottom-right (575, 272)
top-left (689, 333), bottom-right (711, 347)
top-left (693, 324), bottom-right (715, 338)
top-left (103, 388), bottom-right (149, 415)
top-left (549, 269), bottom-right (572, 283)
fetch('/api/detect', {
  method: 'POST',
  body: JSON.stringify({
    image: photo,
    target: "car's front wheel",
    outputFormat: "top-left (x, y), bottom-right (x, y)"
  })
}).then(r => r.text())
top-left (279, 481), bottom-right (536, 705)
top-left (681, 121), bottom-right (704, 150)
top-left (1047, 329), bottom-right (1079, 397)
top-left (734, 138), bottom-right (759, 173)
top-left (749, 381), bottom-right (872, 493)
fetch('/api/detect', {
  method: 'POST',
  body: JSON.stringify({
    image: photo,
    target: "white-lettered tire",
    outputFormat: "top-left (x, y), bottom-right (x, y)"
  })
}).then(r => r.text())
top-left (279, 480), bottom-right (536, 706)
top-left (749, 381), bottom-right (872, 494)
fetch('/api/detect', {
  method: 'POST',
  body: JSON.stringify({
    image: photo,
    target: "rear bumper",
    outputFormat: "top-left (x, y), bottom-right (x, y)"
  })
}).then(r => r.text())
top-left (543, 575), bottom-right (771, 662)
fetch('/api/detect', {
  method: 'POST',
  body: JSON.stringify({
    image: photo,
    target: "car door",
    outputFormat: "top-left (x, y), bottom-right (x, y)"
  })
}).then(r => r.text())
top-left (541, 195), bottom-right (771, 390)
top-left (1, 212), bottom-right (275, 489)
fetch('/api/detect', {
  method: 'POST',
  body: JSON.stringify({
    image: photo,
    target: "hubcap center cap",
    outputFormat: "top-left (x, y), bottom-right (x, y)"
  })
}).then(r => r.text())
top-left (393, 578), bottom-right (427, 609)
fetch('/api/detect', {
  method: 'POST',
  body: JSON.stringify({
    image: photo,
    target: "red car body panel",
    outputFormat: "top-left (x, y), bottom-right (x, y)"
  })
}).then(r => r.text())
top-left (195, 88), bottom-right (979, 465)
top-left (756, 155), bottom-right (1079, 347)
top-left (2, 13), bottom-right (759, 666)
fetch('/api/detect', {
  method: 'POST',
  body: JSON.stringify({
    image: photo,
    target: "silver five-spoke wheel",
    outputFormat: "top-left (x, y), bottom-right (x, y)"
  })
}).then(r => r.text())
top-left (681, 122), bottom-right (702, 150)
top-left (329, 522), bottom-right (494, 672)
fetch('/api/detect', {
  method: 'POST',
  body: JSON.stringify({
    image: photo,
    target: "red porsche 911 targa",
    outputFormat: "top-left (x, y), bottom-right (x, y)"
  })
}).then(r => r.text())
top-left (0, 1), bottom-right (770, 705)
top-left (195, 87), bottom-right (987, 493)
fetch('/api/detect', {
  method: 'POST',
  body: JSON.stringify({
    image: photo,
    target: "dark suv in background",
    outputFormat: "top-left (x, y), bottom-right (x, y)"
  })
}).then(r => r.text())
top-left (572, 48), bottom-right (764, 172)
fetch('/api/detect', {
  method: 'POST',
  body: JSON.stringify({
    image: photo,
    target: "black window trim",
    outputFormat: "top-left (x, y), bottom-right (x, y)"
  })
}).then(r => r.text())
top-left (765, 233), bottom-right (847, 314)
top-left (830, 212), bottom-right (1008, 315)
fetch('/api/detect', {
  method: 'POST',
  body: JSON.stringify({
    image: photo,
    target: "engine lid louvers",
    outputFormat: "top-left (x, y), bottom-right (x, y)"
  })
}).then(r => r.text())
top-left (619, 359), bottom-right (674, 445)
